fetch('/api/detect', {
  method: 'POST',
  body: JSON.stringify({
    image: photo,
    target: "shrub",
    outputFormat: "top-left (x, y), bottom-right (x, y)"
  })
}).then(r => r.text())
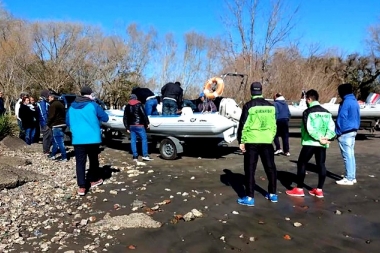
top-left (0, 115), bottom-right (18, 141)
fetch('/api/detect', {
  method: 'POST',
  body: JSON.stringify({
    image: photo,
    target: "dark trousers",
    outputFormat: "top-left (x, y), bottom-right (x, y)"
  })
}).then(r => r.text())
top-left (40, 125), bottom-right (52, 153)
top-left (244, 144), bottom-right (277, 198)
top-left (297, 146), bottom-right (327, 189)
top-left (74, 144), bottom-right (101, 188)
top-left (274, 119), bottom-right (289, 152)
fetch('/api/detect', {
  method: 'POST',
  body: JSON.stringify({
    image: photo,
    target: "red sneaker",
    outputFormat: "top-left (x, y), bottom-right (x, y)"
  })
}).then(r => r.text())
top-left (285, 187), bottom-right (305, 197)
top-left (309, 188), bottom-right (324, 198)
top-left (90, 179), bottom-right (104, 188)
top-left (77, 188), bottom-right (86, 196)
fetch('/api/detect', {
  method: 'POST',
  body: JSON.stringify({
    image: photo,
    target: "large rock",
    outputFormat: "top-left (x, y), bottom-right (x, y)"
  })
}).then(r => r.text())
top-left (0, 136), bottom-right (27, 151)
top-left (87, 213), bottom-right (162, 233)
top-left (0, 164), bottom-right (46, 190)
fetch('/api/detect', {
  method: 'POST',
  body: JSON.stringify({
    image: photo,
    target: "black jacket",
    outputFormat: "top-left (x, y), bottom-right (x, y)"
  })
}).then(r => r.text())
top-left (47, 100), bottom-right (66, 128)
top-left (19, 104), bottom-right (36, 129)
top-left (123, 99), bottom-right (150, 130)
top-left (0, 97), bottom-right (4, 115)
top-left (132, 87), bottom-right (155, 104)
top-left (161, 82), bottom-right (183, 108)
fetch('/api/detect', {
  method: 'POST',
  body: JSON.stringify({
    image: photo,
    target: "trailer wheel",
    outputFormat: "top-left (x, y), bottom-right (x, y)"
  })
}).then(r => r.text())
top-left (159, 138), bottom-right (177, 160)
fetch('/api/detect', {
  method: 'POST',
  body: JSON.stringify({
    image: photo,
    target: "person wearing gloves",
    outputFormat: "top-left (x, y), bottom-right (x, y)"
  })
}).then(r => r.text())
top-left (335, 83), bottom-right (360, 186)
top-left (273, 93), bottom-right (291, 156)
top-left (286, 89), bottom-right (336, 198)
top-left (66, 86), bottom-right (109, 196)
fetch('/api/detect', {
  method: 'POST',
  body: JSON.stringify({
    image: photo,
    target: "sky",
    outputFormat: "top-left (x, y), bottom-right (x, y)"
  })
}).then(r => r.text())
top-left (1, 0), bottom-right (380, 55)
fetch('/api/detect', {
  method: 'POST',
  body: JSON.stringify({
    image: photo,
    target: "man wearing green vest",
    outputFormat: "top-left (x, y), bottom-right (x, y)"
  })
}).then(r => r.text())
top-left (286, 89), bottom-right (336, 198)
top-left (237, 82), bottom-right (278, 206)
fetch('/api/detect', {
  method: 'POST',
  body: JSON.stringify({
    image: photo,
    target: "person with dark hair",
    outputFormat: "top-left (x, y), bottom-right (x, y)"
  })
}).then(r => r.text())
top-left (335, 83), bottom-right (360, 185)
top-left (123, 94), bottom-right (153, 162)
top-left (47, 92), bottom-right (67, 161)
top-left (161, 81), bottom-right (183, 115)
top-left (66, 86), bottom-right (109, 196)
top-left (131, 86), bottom-right (159, 115)
top-left (197, 92), bottom-right (217, 113)
top-left (28, 96), bottom-right (39, 143)
top-left (0, 91), bottom-right (5, 116)
top-left (286, 89), bottom-right (336, 198)
top-left (19, 96), bottom-right (36, 145)
top-left (237, 82), bottom-right (278, 206)
top-left (15, 92), bottom-right (28, 140)
top-left (273, 93), bottom-right (291, 156)
top-left (38, 90), bottom-right (52, 154)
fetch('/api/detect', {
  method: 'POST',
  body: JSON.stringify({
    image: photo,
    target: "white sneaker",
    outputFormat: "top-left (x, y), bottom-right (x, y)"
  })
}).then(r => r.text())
top-left (142, 156), bottom-right (154, 161)
top-left (274, 149), bottom-right (283, 155)
top-left (352, 179), bottom-right (357, 184)
top-left (336, 178), bottom-right (354, 185)
top-left (285, 152), bottom-right (290, 156)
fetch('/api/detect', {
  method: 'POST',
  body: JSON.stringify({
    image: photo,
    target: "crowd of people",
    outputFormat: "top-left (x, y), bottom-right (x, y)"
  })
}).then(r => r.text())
top-left (237, 82), bottom-right (360, 206)
top-left (1, 81), bottom-right (361, 199)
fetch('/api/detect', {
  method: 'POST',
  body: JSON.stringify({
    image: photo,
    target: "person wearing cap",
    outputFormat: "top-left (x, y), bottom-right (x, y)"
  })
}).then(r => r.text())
top-left (286, 89), bottom-right (336, 198)
top-left (161, 81), bottom-right (183, 115)
top-left (123, 94), bottom-right (153, 162)
top-left (197, 92), bottom-right (217, 113)
top-left (237, 82), bottom-right (278, 206)
top-left (66, 86), bottom-right (109, 196)
top-left (335, 83), bottom-right (360, 186)
top-left (273, 93), bottom-right (291, 156)
top-left (131, 86), bottom-right (159, 115)
top-left (47, 92), bottom-right (67, 161)
top-left (37, 89), bottom-right (52, 153)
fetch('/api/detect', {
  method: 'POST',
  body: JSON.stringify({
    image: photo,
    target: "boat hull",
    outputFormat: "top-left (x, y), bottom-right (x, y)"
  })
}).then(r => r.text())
top-left (103, 110), bottom-right (237, 138)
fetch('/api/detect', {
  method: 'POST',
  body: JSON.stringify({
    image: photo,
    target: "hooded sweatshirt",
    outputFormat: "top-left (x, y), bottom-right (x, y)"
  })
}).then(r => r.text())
top-left (274, 96), bottom-right (291, 120)
top-left (66, 96), bottom-right (109, 145)
top-left (336, 87), bottom-right (360, 136)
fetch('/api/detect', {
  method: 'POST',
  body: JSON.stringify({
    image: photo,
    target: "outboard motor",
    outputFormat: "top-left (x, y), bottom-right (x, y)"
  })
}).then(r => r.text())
top-left (218, 98), bottom-right (242, 122)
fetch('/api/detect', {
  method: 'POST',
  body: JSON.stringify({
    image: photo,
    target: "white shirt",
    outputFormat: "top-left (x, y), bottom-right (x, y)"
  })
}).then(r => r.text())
top-left (15, 98), bottom-right (22, 120)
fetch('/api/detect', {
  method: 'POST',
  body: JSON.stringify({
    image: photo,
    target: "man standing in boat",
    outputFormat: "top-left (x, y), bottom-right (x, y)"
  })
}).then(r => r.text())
top-left (161, 81), bottom-right (183, 115)
top-left (131, 86), bottom-right (159, 116)
top-left (286, 89), bottom-right (336, 198)
top-left (237, 82), bottom-right (278, 206)
top-left (335, 83), bottom-right (360, 186)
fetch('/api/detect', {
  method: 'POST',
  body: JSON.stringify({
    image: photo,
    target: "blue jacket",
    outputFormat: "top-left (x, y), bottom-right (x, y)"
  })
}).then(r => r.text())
top-left (274, 100), bottom-right (291, 120)
top-left (37, 99), bottom-right (49, 127)
top-left (66, 96), bottom-right (109, 145)
top-left (335, 94), bottom-right (360, 136)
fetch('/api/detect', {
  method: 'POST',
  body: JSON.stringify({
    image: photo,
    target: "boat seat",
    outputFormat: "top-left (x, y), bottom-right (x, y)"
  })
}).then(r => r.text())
top-left (181, 107), bottom-right (193, 116)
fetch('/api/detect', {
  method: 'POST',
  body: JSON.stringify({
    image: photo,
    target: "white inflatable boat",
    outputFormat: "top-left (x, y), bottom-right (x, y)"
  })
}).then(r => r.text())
top-left (102, 98), bottom-right (242, 159)
top-left (288, 93), bottom-right (380, 119)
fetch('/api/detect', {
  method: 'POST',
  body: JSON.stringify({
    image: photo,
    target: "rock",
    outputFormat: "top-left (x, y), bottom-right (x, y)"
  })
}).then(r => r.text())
top-left (191, 209), bottom-right (203, 218)
top-left (183, 212), bottom-right (195, 221)
top-left (110, 190), bottom-right (118, 195)
top-left (285, 217), bottom-right (290, 221)
top-left (293, 222), bottom-right (302, 227)
top-left (232, 211), bottom-right (239, 215)
top-left (87, 213), bottom-right (162, 231)
top-left (249, 237), bottom-right (256, 242)
top-left (335, 210), bottom-right (342, 215)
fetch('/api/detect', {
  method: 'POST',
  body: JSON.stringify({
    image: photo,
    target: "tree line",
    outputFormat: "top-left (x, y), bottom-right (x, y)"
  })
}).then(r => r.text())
top-left (0, 0), bottom-right (379, 112)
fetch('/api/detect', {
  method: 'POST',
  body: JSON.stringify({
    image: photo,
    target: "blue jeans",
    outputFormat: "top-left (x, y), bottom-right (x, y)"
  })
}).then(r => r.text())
top-left (145, 98), bottom-right (159, 115)
top-left (162, 99), bottom-right (178, 115)
top-left (51, 127), bottom-right (67, 159)
top-left (24, 128), bottom-right (36, 145)
top-left (337, 131), bottom-right (357, 180)
top-left (130, 125), bottom-right (148, 158)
